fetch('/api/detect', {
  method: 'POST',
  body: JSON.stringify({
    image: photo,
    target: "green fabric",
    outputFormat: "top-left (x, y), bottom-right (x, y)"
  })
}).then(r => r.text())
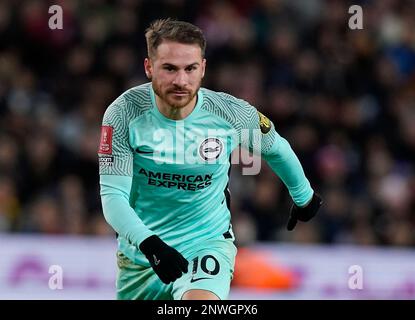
top-left (116, 238), bottom-right (237, 300)
top-left (98, 82), bottom-right (313, 267)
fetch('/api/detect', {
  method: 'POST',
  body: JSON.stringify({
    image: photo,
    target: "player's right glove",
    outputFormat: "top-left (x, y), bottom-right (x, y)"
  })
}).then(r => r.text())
top-left (139, 235), bottom-right (189, 284)
top-left (287, 192), bottom-right (323, 231)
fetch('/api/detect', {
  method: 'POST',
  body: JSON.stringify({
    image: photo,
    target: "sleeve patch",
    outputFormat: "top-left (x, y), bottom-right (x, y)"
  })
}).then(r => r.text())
top-left (98, 126), bottom-right (113, 154)
top-left (258, 111), bottom-right (271, 134)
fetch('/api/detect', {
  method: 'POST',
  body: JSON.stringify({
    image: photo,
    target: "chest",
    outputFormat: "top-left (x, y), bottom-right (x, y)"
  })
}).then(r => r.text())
top-left (129, 115), bottom-right (235, 173)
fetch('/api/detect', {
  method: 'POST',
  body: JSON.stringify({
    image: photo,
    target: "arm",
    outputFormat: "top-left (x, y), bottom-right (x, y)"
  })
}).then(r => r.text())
top-left (259, 120), bottom-right (323, 230)
top-left (100, 174), bottom-right (155, 245)
top-left (263, 133), bottom-right (313, 207)
top-left (98, 97), bottom-right (188, 283)
top-left (100, 175), bottom-right (189, 284)
top-left (232, 97), bottom-right (322, 229)
top-left (98, 97), bottom-right (154, 244)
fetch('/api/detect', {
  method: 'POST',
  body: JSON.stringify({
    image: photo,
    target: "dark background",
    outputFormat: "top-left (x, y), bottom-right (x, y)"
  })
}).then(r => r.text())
top-left (0, 0), bottom-right (414, 247)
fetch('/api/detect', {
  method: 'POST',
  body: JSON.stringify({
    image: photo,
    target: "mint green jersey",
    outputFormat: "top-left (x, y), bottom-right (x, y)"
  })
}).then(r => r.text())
top-left (99, 83), bottom-right (313, 266)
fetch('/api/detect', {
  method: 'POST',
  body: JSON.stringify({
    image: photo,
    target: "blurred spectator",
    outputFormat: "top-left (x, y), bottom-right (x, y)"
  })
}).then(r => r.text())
top-left (0, 175), bottom-right (20, 231)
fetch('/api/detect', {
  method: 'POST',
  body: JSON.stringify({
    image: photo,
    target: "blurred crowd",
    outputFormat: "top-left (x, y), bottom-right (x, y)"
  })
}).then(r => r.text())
top-left (0, 0), bottom-right (414, 247)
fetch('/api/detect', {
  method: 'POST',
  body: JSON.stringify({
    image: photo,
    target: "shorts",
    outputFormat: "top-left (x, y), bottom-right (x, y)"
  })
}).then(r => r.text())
top-left (116, 237), bottom-right (237, 300)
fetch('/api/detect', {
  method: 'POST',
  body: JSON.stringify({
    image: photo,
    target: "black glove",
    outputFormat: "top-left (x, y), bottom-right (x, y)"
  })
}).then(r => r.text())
top-left (139, 235), bottom-right (189, 284)
top-left (287, 193), bottom-right (323, 231)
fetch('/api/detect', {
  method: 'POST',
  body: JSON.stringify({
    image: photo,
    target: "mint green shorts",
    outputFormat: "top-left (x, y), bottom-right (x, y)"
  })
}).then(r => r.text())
top-left (116, 237), bottom-right (237, 300)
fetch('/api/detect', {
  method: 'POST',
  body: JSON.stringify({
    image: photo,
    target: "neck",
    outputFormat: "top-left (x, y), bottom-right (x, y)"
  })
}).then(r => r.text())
top-left (155, 94), bottom-right (198, 120)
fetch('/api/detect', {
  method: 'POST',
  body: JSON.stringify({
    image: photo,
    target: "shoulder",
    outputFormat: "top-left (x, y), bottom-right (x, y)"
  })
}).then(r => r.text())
top-left (202, 87), bottom-right (251, 109)
top-left (201, 87), bottom-right (257, 126)
top-left (104, 82), bottom-right (152, 120)
top-left (121, 82), bottom-right (152, 107)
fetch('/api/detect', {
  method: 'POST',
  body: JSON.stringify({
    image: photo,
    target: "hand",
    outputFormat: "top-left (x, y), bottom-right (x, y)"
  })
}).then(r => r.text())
top-left (287, 193), bottom-right (323, 231)
top-left (139, 235), bottom-right (189, 284)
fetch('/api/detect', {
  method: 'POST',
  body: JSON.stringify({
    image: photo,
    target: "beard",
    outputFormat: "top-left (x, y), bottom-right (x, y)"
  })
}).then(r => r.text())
top-left (152, 80), bottom-right (201, 109)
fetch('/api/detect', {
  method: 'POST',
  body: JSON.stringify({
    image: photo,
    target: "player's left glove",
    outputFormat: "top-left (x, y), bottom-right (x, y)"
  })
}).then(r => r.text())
top-left (287, 192), bottom-right (323, 231)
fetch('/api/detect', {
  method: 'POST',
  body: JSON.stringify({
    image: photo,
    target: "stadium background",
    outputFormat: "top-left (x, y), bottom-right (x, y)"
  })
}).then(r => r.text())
top-left (0, 0), bottom-right (414, 299)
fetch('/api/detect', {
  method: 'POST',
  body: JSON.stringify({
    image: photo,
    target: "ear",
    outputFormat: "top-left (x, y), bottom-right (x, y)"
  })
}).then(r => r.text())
top-left (201, 58), bottom-right (206, 79)
top-left (144, 58), bottom-right (152, 79)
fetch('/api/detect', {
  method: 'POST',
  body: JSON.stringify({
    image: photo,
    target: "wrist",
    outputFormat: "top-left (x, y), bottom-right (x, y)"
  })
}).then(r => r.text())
top-left (299, 194), bottom-right (313, 208)
top-left (139, 235), bottom-right (165, 255)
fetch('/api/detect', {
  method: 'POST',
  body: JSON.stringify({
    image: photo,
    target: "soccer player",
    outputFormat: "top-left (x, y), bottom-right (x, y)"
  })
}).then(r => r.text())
top-left (98, 18), bottom-right (322, 300)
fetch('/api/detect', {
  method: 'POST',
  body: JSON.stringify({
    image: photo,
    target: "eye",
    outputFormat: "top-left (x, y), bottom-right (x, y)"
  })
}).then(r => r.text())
top-left (164, 66), bottom-right (175, 72)
top-left (186, 66), bottom-right (196, 72)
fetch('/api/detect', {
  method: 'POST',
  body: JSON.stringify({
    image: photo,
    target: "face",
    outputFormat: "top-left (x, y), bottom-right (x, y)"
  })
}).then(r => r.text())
top-left (144, 40), bottom-right (206, 109)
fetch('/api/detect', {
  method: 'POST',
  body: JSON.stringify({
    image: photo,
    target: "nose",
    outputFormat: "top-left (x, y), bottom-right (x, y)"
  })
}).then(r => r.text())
top-left (172, 70), bottom-right (187, 87)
